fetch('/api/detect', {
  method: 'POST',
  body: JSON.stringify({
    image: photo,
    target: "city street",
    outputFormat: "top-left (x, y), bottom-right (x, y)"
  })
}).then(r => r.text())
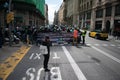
top-left (0, 0), bottom-right (120, 80)
top-left (4, 35), bottom-right (120, 80)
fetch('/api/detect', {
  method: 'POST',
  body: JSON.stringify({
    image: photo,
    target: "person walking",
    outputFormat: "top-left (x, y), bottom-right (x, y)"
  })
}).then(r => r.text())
top-left (42, 36), bottom-right (51, 72)
top-left (81, 28), bottom-right (87, 45)
top-left (73, 28), bottom-right (78, 46)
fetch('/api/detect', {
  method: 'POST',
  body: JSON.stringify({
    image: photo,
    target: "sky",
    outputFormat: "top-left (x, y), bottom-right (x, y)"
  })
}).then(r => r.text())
top-left (45, 0), bottom-right (63, 24)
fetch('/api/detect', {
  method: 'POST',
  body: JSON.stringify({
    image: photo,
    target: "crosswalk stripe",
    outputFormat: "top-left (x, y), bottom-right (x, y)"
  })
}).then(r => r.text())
top-left (86, 44), bottom-right (91, 46)
top-left (102, 44), bottom-right (108, 46)
top-left (86, 43), bottom-right (119, 47)
top-left (110, 44), bottom-right (116, 46)
top-left (94, 44), bottom-right (100, 46)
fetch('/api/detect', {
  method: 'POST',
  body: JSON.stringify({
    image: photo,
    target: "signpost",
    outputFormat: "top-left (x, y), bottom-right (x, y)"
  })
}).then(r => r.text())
top-left (7, 0), bottom-right (13, 46)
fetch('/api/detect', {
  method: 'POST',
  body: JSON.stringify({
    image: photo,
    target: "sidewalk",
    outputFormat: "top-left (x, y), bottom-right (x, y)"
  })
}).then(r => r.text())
top-left (0, 42), bottom-right (24, 64)
top-left (108, 35), bottom-right (120, 43)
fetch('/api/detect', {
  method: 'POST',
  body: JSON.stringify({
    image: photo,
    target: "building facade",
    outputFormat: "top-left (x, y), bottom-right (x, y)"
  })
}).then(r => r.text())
top-left (79, 0), bottom-right (93, 29)
top-left (45, 4), bottom-right (49, 25)
top-left (0, 0), bottom-right (45, 29)
top-left (79, 0), bottom-right (120, 34)
top-left (53, 11), bottom-right (59, 25)
top-left (58, 2), bottom-right (65, 25)
top-left (64, 0), bottom-right (120, 35)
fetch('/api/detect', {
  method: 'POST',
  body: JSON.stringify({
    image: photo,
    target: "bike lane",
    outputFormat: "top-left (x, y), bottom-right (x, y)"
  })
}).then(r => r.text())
top-left (7, 45), bottom-right (89, 80)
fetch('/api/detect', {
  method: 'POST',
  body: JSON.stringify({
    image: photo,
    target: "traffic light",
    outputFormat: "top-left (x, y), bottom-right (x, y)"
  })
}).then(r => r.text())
top-left (6, 12), bottom-right (14, 24)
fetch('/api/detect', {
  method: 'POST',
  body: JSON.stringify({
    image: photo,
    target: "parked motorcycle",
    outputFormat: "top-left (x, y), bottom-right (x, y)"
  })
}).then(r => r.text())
top-left (4, 33), bottom-right (20, 44)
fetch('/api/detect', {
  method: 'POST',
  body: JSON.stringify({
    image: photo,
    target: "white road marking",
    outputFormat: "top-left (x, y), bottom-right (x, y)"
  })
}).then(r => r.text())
top-left (94, 44), bottom-right (100, 46)
top-left (110, 44), bottom-right (116, 47)
top-left (102, 44), bottom-right (108, 46)
top-left (86, 44), bottom-right (91, 46)
top-left (26, 68), bottom-right (36, 80)
top-left (51, 67), bottom-right (62, 80)
top-left (91, 46), bottom-right (120, 64)
top-left (53, 52), bottom-right (60, 59)
top-left (22, 77), bottom-right (26, 80)
top-left (62, 46), bottom-right (87, 80)
top-left (36, 68), bottom-right (44, 80)
top-left (29, 53), bottom-right (34, 59)
top-left (29, 53), bottom-right (41, 60)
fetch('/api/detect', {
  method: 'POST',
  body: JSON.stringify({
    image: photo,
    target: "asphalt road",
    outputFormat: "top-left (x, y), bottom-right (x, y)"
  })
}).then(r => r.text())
top-left (7, 36), bottom-right (120, 80)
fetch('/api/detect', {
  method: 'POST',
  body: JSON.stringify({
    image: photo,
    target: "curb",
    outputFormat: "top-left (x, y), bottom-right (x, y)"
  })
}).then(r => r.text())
top-left (0, 45), bottom-right (31, 80)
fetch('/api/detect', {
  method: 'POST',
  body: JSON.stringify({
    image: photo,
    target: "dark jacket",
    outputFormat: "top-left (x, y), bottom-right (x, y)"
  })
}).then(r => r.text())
top-left (42, 41), bottom-right (52, 55)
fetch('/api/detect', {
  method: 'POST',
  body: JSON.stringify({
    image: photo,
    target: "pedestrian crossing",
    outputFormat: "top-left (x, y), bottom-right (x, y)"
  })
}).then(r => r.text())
top-left (52, 42), bottom-right (120, 48)
top-left (86, 43), bottom-right (120, 47)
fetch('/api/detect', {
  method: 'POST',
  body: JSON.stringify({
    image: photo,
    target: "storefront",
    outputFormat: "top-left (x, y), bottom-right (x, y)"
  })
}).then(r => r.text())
top-left (114, 20), bottom-right (120, 31)
top-left (95, 21), bottom-right (102, 30)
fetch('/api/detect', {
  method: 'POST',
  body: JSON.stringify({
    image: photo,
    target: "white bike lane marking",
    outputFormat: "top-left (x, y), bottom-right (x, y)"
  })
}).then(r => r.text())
top-left (29, 53), bottom-right (41, 60)
top-left (22, 67), bottom-right (44, 80)
top-left (53, 52), bottom-right (60, 59)
top-left (91, 46), bottom-right (120, 64)
top-left (51, 67), bottom-right (62, 80)
top-left (51, 52), bottom-right (62, 80)
top-left (62, 46), bottom-right (87, 80)
top-left (22, 51), bottom-right (62, 80)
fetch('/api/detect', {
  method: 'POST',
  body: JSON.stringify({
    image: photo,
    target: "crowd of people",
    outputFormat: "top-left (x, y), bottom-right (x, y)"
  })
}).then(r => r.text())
top-left (0, 25), bottom-right (89, 48)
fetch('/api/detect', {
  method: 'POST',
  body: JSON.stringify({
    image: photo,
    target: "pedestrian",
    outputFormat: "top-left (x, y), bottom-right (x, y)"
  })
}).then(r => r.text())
top-left (42, 36), bottom-right (51, 72)
top-left (81, 27), bottom-right (87, 45)
top-left (78, 29), bottom-right (82, 43)
top-left (73, 28), bottom-right (78, 46)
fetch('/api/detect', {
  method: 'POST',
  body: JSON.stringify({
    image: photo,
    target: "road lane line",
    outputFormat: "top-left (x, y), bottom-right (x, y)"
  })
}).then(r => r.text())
top-left (62, 46), bottom-right (87, 80)
top-left (91, 46), bottom-right (120, 64)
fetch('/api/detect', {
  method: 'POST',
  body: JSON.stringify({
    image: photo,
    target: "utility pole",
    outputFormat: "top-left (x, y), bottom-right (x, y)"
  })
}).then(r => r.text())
top-left (8, 0), bottom-right (12, 46)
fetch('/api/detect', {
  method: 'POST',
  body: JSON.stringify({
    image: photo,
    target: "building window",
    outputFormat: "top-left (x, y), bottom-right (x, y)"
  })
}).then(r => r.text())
top-left (84, 4), bottom-right (86, 10)
top-left (87, 12), bottom-right (91, 19)
top-left (95, 21), bottom-right (102, 30)
top-left (90, 1), bottom-right (92, 7)
top-left (106, 7), bottom-right (112, 17)
top-left (96, 9), bottom-right (103, 18)
top-left (115, 5), bottom-right (120, 16)
top-left (87, 2), bottom-right (89, 9)
top-left (98, 0), bottom-right (101, 2)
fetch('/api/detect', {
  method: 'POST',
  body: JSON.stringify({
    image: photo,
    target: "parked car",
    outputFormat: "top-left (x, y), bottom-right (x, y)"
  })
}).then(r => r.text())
top-left (89, 30), bottom-right (108, 40)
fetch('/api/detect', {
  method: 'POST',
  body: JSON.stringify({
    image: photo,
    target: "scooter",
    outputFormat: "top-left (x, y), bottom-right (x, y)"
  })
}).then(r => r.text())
top-left (4, 33), bottom-right (20, 44)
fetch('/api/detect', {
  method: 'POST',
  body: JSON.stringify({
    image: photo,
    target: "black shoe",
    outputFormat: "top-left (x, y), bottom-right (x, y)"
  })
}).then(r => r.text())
top-left (45, 69), bottom-right (50, 72)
